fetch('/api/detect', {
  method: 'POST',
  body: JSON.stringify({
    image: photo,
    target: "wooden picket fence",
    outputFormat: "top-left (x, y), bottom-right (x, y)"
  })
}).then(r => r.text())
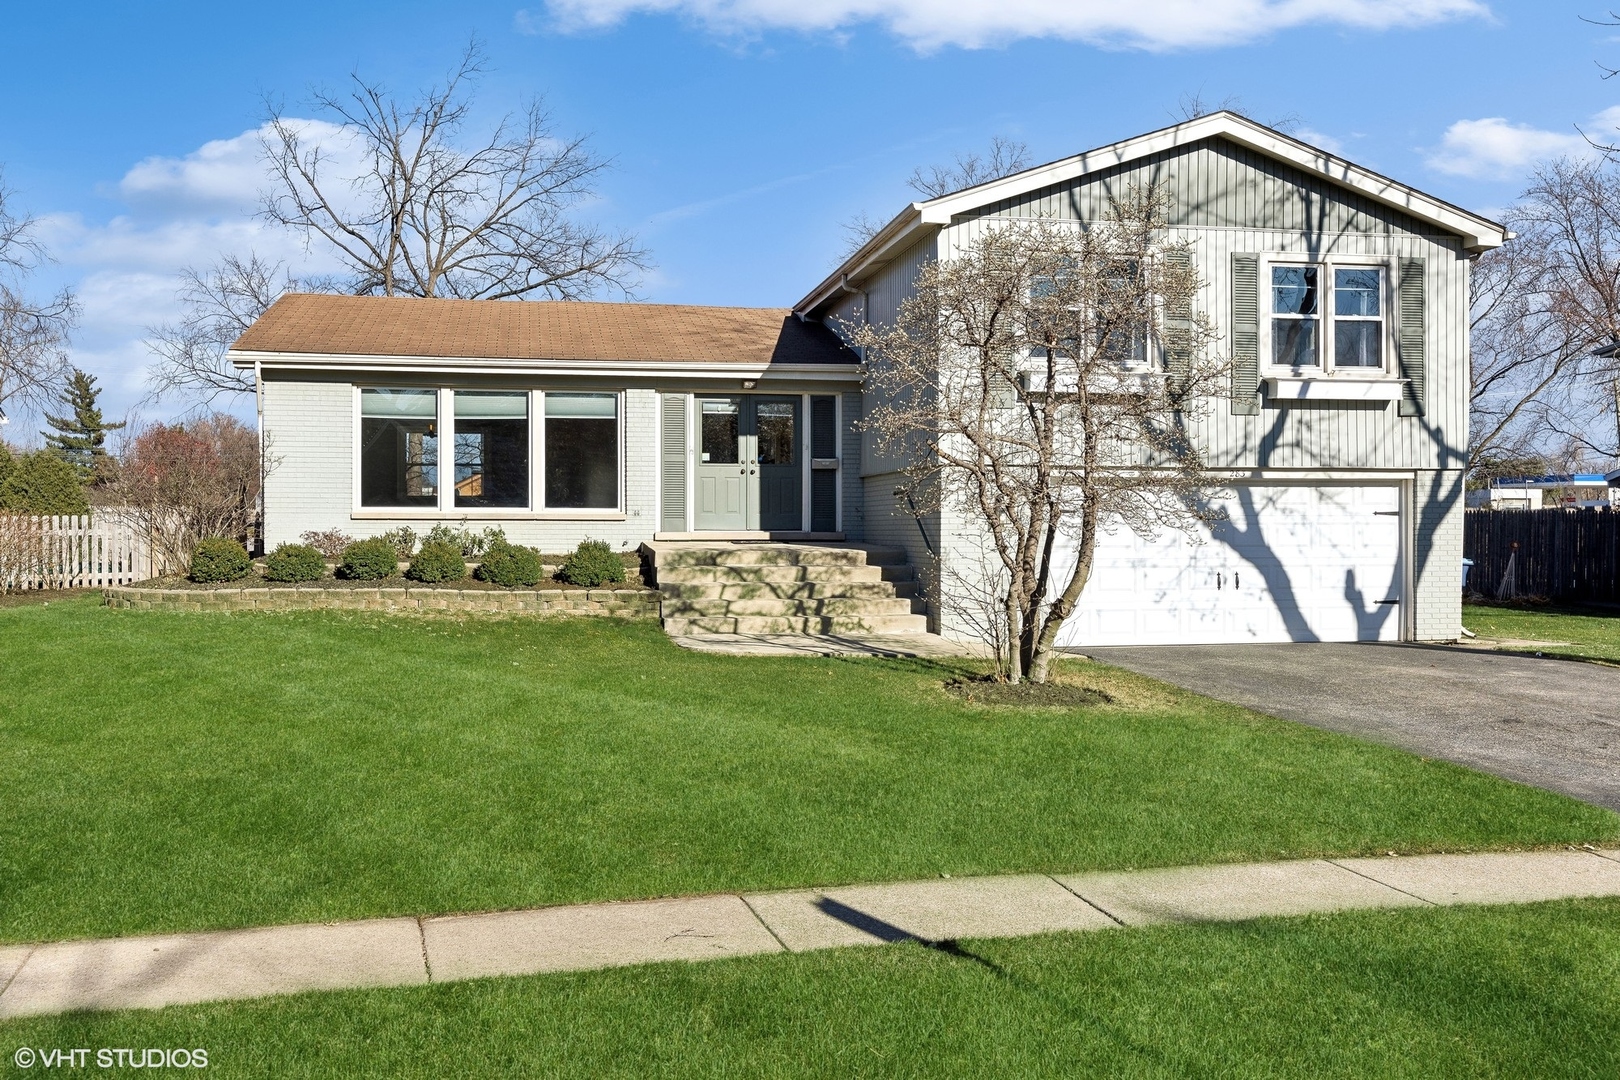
top-left (0, 513), bottom-right (169, 591)
top-left (1463, 507), bottom-right (1620, 603)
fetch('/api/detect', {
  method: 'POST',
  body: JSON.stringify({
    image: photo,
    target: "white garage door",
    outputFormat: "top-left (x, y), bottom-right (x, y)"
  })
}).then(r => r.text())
top-left (1055, 484), bottom-right (1404, 648)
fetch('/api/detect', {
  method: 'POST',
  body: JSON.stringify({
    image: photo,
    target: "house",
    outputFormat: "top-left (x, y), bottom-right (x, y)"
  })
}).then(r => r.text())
top-left (229, 111), bottom-right (1506, 647)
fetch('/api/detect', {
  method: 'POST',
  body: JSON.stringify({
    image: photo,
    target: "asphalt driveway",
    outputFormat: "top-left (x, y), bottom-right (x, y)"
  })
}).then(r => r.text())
top-left (1086, 643), bottom-right (1620, 813)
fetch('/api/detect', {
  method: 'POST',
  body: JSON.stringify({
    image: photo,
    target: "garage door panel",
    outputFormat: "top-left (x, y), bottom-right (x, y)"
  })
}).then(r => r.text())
top-left (1055, 484), bottom-right (1403, 648)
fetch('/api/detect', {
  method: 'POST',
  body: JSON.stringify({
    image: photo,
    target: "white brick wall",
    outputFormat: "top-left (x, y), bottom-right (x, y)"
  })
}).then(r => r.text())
top-left (1412, 469), bottom-right (1466, 642)
top-left (262, 378), bottom-right (659, 555)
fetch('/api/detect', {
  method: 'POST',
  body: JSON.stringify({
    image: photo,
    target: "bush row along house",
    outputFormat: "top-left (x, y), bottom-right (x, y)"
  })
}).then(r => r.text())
top-left (229, 112), bottom-right (1507, 646)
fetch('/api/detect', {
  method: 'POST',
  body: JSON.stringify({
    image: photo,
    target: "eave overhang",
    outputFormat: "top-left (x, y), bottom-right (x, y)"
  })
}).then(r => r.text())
top-left (227, 349), bottom-right (863, 384)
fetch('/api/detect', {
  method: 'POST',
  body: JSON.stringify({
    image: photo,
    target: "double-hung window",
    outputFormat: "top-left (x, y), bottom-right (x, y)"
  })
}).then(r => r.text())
top-left (1271, 266), bottom-right (1320, 367)
top-left (1269, 263), bottom-right (1388, 374)
top-left (358, 388), bottom-right (621, 513)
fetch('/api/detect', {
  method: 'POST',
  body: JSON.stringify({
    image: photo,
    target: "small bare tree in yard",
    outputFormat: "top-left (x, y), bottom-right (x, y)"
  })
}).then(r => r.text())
top-left (853, 194), bottom-right (1226, 683)
top-left (104, 415), bottom-right (264, 572)
top-left (146, 254), bottom-right (307, 403)
top-left (262, 45), bottom-right (646, 301)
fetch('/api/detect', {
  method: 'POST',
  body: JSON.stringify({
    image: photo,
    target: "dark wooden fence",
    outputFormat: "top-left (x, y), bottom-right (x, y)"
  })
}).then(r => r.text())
top-left (1464, 508), bottom-right (1620, 601)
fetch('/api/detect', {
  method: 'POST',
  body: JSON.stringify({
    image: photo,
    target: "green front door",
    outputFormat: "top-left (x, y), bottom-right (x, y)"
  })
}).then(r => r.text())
top-left (692, 395), bottom-right (803, 532)
top-left (752, 396), bottom-right (801, 532)
top-left (695, 397), bottom-right (748, 530)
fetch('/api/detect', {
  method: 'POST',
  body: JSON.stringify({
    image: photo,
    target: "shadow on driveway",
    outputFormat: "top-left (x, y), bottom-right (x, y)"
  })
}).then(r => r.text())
top-left (1083, 643), bottom-right (1620, 812)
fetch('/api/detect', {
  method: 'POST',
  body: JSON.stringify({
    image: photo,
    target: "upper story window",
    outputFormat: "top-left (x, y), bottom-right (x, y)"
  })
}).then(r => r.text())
top-left (1271, 266), bottom-right (1319, 367)
top-left (1332, 268), bottom-right (1383, 368)
top-left (1269, 262), bottom-right (1388, 374)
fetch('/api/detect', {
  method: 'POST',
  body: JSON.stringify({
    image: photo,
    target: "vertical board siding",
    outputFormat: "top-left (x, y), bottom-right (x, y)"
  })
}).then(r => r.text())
top-left (0, 514), bottom-right (163, 590)
top-left (961, 137), bottom-right (1432, 238)
top-left (660, 393), bottom-right (688, 533)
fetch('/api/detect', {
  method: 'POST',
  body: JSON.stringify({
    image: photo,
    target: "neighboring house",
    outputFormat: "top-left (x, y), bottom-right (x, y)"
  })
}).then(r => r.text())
top-left (230, 111), bottom-right (1506, 647)
top-left (1466, 475), bottom-right (1618, 510)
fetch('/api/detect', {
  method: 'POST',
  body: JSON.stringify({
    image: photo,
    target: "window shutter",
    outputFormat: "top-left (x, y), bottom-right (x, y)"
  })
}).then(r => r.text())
top-left (1163, 249), bottom-right (1193, 389)
top-left (1398, 258), bottom-right (1426, 417)
top-left (1230, 253), bottom-right (1260, 415)
top-left (660, 393), bottom-right (687, 532)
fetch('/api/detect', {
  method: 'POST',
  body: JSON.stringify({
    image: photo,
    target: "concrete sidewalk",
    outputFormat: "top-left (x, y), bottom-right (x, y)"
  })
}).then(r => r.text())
top-left (3, 848), bottom-right (1618, 1020)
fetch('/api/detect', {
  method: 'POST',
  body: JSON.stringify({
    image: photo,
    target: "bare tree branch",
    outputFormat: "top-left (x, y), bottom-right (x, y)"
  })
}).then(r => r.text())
top-left (0, 171), bottom-right (76, 421)
top-left (145, 253), bottom-right (311, 404)
top-left (1470, 157), bottom-right (1620, 468)
top-left (907, 135), bottom-right (1031, 199)
top-left (851, 193), bottom-right (1229, 684)
top-left (260, 43), bottom-right (648, 301)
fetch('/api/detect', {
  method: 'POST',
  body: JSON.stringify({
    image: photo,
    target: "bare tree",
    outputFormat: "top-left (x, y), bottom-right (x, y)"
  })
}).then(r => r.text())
top-left (0, 171), bottom-right (76, 421)
top-left (907, 136), bottom-right (1031, 199)
top-left (261, 44), bottom-right (646, 301)
top-left (1172, 92), bottom-right (1300, 134)
top-left (1469, 157), bottom-right (1620, 467)
top-left (146, 253), bottom-right (310, 403)
top-left (837, 137), bottom-right (1033, 260)
top-left (103, 414), bottom-right (265, 571)
top-left (851, 194), bottom-right (1227, 683)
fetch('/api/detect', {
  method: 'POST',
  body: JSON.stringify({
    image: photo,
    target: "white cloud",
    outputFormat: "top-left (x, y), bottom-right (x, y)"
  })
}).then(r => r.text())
top-left (541, 0), bottom-right (1486, 51)
top-left (7, 121), bottom-right (360, 427)
top-left (1423, 113), bottom-right (1611, 179)
top-left (1293, 126), bottom-right (1344, 155)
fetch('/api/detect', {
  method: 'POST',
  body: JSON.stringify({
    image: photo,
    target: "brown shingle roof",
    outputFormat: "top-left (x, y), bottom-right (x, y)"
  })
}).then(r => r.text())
top-left (231, 294), bottom-right (859, 365)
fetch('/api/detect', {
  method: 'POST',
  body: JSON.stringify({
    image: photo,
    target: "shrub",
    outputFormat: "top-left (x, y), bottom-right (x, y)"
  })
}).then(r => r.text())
top-left (264, 543), bottom-right (327, 583)
top-left (0, 450), bottom-right (89, 515)
top-left (406, 540), bottom-right (467, 583)
top-left (339, 538), bottom-right (401, 580)
top-left (377, 527), bottom-right (418, 558)
top-left (423, 524), bottom-right (506, 557)
top-left (559, 539), bottom-right (625, 586)
top-left (475, 541), bottom-right (544, 588)
top-left (299, 529), bottom-right (354, 560)
top-left (189, 537), bottom-right (252, 583)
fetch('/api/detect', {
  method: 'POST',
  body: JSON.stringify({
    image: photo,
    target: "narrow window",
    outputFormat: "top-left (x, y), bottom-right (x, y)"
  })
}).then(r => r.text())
top-left (1333, 267), bottom-right (1383, 368)
top-left (1271, 266), bottom-right (1318, 367)
top-left (454, 391), bottom-right (529, 508)
top-left (700, 398), bottom-right (740, 463)
top-left (360, 388), bottom-right (438, 507)
top-left (545, 393), bottom-right (619, 509)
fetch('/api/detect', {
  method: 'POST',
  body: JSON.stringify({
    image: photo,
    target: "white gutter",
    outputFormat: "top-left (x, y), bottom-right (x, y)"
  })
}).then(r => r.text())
top-left (227, 351), bottom-right (863, 383)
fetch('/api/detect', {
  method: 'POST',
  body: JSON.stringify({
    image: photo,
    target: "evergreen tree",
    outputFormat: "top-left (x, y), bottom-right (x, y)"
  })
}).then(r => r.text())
top-left (42, 368), bottom-right (123, 484)
top-left (0, 451), bottom-right (88, 515)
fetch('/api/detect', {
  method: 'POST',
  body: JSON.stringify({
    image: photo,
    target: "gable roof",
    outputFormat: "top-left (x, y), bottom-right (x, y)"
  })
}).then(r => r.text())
top-left (228, 294), bottom-right (860, 368)
top-left (797, 111), bottom-right (1510, 318)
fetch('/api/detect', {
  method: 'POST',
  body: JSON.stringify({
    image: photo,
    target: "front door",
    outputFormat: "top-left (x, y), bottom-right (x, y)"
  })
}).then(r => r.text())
top-left (753, 396), bottom-right (801, 531)
top-left (692, 395), bottom-right (803, 532)
top-left (695, 397), bottom-right (748, 530)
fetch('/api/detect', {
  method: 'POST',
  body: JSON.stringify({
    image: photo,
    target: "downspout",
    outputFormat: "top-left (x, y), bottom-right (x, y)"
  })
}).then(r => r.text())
top-left (254, 359), bottom-right (265, 556)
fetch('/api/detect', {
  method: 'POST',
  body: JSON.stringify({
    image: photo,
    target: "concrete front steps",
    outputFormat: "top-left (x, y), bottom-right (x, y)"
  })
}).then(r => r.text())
top-left (645, 542), bottom-right (927, 637)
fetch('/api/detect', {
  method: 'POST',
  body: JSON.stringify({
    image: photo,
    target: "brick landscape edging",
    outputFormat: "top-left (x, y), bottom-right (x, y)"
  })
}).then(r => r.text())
top-left (102, 584), bottom-right (662, 617)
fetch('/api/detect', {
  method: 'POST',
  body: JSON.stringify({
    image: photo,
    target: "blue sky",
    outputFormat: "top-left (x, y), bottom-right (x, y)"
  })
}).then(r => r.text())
top-left (0, 0), bottom-right (1612, 432)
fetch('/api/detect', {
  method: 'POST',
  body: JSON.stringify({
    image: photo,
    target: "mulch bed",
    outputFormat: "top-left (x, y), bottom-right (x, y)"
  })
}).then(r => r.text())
top-left (944, 677), bottom-right (1112, 708)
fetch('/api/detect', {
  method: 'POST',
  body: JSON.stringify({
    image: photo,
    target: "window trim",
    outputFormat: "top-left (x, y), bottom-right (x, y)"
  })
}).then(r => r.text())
top-left (350, 385), bottom-right (626, 520)
top-left (1261, 255), bottom-right (1396, 379)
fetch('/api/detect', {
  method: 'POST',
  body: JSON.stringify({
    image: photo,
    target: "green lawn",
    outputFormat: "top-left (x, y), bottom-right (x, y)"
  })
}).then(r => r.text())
top-left (1, 597), bottom-right (1615, 945)
top-left (4, 899), bottom-right (1616, 1078)
top-left (1462, 603), bottom-right (1620, 663)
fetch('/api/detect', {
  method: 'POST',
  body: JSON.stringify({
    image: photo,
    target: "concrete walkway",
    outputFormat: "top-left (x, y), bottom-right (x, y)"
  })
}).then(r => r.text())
top-left (3, 848), bottom-right (1618, 1019)
top-left (1088, 643), bottom-right (1620, 812)
top-left (670, 632), bottom-right (986, 658)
